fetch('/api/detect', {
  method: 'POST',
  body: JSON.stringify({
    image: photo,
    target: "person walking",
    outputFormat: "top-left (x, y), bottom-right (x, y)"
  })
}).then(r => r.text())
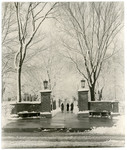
top-left (70, 103), bottom-right (74, 113)
top-left (67, 103), bottom-right (69, 112)
top-left (61, 103), bottom-right (64, 113)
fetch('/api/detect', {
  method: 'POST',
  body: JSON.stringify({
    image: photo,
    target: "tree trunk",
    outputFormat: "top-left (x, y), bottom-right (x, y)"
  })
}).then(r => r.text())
top-left (17, 66), bottom-right (22, 102)
top-left (2, 81), bottom-right (5, 100)
top-left (89, 84), bottom-right (95, 101)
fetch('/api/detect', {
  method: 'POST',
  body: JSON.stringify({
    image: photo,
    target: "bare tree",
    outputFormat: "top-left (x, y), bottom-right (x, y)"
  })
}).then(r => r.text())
top-left (14, 2), bottom-right (57, 102)
top-left (2, 3), bottom-right (18, 100)
top-left (41, 49), bottom-right (63, 93)
top-left (58, 2), bottom-right (123, 101)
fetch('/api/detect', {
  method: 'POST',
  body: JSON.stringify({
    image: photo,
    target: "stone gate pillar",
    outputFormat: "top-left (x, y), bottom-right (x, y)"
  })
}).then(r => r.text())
top-left (78, 87), bottom-right (89, 118)
top-left (78, 89), bottom-right (89, 111)
top-left (40, 90), bottom-right (52, 118)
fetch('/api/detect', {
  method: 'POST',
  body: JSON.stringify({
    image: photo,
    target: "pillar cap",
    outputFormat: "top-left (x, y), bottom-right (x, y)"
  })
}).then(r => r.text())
top-left (40, 90), bottom-right (51, 93)
top-left (78, 88), bottom-right (89, 92)
top-left (78, 110), bottom-right (89, 114)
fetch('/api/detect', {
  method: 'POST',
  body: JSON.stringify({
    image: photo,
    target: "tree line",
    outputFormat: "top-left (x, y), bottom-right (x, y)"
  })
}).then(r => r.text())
top-left (2, 2), bottom-right (124, 102)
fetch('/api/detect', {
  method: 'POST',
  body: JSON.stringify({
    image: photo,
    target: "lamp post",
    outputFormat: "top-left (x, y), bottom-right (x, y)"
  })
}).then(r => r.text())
top-left (81, 79), bottom-right (85, 88)
top-left (43, 80), bottom-right (48, 89)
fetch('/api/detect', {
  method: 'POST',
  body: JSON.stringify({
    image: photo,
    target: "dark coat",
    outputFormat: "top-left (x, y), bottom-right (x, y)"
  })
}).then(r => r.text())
top-left (61, 103), bottom-right (64, 111)
top-left (71, 103), bottom-right (74, 111)
top-left (67, 103), bottom-right (69, 111)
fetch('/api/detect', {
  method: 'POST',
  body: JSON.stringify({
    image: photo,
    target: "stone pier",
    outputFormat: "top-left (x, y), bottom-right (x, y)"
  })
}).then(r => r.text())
top-left (40, 90), bottom-right (52, 118)
top-left (78, 88), bottom-right (89, 118)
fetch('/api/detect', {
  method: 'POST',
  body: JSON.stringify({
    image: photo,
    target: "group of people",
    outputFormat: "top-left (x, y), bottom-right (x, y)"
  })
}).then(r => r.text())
top-left (61, 103), bottom-right (74, 113)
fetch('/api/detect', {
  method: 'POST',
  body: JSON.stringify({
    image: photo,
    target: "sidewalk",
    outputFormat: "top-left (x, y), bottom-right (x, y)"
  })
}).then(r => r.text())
top-left (3, 111), bottom-right (90, 132)
top-left (50, 111), bottom-right (89, 128)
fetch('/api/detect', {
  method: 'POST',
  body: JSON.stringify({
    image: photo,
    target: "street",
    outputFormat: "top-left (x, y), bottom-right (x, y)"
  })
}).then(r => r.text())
top-left (2, 131), bottom-right (124, 148)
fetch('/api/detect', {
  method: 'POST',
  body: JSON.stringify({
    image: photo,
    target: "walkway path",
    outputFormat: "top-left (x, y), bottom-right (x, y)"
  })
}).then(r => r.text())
top-left (50, 111), bottom-right (89, 128)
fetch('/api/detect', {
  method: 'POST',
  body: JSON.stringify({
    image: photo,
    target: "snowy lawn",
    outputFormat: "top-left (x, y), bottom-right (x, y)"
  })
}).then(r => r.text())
top-left (2, 101), bottom-right (15, 127)
top-left (90, 115), bottom-right (125, 135)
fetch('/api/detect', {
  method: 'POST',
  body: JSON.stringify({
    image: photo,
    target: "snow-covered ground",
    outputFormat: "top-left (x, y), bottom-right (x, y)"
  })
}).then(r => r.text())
top-left (90, 115), bottom-right (125, 135)
top-left (2, 101), bottom-right (15, 127)
top-left (40, 108), bottom-right (61, 117)
top-left (51, 108), bottom-right (61, 117)
top-left (73, 105), bottom-right (79, 114)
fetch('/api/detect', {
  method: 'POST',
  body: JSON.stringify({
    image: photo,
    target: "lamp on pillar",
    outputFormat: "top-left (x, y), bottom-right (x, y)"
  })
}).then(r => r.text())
top-left (81, 79), bottom-right (85, 88)
top-left (43, 80), bottom-right (48, 89)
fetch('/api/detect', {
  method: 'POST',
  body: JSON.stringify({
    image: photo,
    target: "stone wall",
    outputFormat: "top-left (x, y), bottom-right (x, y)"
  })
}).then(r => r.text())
top-left (11, 90), bottom-right (52, 114)
top-left (88, 101), bottom-right (119, 112)
top-left (11, 103), bottom-right (41, 114)
top-left (11, 101), bottom-right (119, 114)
